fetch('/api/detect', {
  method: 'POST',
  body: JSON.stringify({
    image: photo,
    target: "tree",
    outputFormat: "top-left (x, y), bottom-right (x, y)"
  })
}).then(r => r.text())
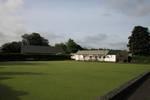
top-left (1, 41), bottom-right (21, 53)
top-left (66, 39), bottom-right (83, 53)
top-left (22, 33), bottom-right (49, 46)
top-left (128, 26), bottom-right (150, 55)
top-left (55, 43), bottom-right (67, 54)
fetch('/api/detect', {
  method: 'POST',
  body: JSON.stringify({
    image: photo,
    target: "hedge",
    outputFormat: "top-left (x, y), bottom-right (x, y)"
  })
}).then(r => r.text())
top-left (132, 55), bottom-right (150, 64)
top-left (0, 53), bottom-right (70, 61)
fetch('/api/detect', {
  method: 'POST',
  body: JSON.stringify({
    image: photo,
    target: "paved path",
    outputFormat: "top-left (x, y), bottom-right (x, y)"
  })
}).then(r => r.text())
top-left (99, 73), bottom-right (150, 100)
top-left (126, 75), bottom-right (150, 100)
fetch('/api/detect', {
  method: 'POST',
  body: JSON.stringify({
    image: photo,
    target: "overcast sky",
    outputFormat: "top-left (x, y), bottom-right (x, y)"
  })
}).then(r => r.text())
top-left (0, 0), bottom-right (150, 49)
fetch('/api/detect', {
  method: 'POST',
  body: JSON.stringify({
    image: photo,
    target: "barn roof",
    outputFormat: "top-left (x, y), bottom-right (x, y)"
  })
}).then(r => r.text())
top-left (0, 47), bottom-right (2, 53)
top-left (21, 45), bottom-right (64, 54)
top-left (75, 50), bottom-right (109, 55)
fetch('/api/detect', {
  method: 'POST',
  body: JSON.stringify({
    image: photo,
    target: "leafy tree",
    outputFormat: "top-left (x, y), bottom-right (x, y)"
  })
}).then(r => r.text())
top-left (55, 43), bottom-right (67, 54)
top-left (128, 26), bottom-right (150, 55)
top-left (22, 33), bottom-right (49, 46)
top-left (66, 39), bottom-right (83, 53)
top-left (1, 41), bottom-right (22, 53)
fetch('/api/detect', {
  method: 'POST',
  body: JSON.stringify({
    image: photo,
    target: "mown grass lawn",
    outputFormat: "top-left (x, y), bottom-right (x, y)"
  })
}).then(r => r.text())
top-left (0, 61), bottom-right (149, 100)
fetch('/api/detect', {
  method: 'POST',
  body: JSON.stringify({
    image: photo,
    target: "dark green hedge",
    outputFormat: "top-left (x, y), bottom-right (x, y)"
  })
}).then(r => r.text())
top-left (132, 55), bottom-right (150, 64)
top-left (0, 53), bottom-right (70, 61)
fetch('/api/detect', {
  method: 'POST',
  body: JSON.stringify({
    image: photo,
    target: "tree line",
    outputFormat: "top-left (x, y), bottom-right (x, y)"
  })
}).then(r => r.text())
top-left (0, 33), bottom-right (84, 54)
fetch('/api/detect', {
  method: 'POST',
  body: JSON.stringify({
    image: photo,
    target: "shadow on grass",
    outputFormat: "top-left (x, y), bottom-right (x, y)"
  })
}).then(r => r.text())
top-left (0, 69), bottom-right (47, 100)
top-left (0, 76), bottom-right (28, 100)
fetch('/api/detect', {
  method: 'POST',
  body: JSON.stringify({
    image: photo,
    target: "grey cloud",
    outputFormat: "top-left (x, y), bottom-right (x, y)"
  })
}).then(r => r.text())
top-left (102, 0), bottom-right (150, 16)
top-left (46, 33), bottom-right (65, 40)
top-left (0, 0), bottom-right (25, 46)
top-left (77, 34), bottom-right (127, 49)
top-left (78, 34), bottom-right (108, 48)
top-left (43, 33), bottom-right (67, 45)
top-left (102, 13), bottom-right (112, 16)
top-left (108, 42), bottom-right (127, 50)
top-left (83, 34), bottom-right (108, 43)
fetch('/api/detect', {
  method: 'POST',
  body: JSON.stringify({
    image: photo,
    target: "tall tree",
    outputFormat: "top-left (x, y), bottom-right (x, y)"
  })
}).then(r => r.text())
top-left (128, 26), bottom-right (150, 55)
top-left (22, 33), bottom-right (49, 46)
top-left (66, 39), bottom-right (83, 53)
top-left (1, 41), bottom-right (21, 53)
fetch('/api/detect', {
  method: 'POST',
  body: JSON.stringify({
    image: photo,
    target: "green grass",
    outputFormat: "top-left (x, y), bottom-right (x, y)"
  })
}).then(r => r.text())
top-left (0, 61), bottom-right (150, 100)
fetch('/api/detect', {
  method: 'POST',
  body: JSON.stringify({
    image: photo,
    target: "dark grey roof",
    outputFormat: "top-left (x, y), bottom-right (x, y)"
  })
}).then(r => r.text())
top-left (107, 50), bottom-right (122, 55)
top-left (21, 45), bottom-right (64, 54)
top-left (0, 47), bottom-right (2, 52)
top-left (75, 50), bottom-right (109, 55)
